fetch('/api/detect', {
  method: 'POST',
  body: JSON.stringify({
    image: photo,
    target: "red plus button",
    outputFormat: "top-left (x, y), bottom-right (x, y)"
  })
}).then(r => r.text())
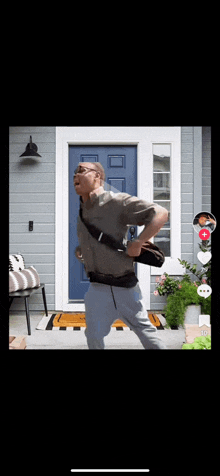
top-left (199, 228), bottom-right (211, 240)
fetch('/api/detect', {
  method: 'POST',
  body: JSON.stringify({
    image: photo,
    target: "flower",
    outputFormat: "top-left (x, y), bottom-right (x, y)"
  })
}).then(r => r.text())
top-left (202, 278), bottom-right (207, 284)
top-left (178, 284), bottom-right (182, 289)
top-left (153, 290), bottom-right (159, 296)
top-left (155, 276), bottom-right (160, 283)
top-left (161, 275), bottom-right (166, 281)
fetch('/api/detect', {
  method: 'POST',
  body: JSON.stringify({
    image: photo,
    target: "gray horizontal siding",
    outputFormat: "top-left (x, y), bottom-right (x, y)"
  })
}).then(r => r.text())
top-left (10, 193), bottom-right (54, 203)
top-left (10, 233), bottom-right (55, 244)
top-left (10, 182), bottom-right (56, 192)
top-left (9, 126), bottom-right (55, 133)
top-left (202, 126), bottom-right (211, 211)
top-left (24, 254), bottom-right (55, 263)
top-left (10, 173), bottom-right (55, 182)
top-left (10, 163), bottom-right (55, 173)
top-left (202, 126), bottom-right (211, 212)
top-left (180, 127), bottom-right (194, 268)
top-left (10, 243), bottom-right (55, 253)
top-left (9, 126), bottom-right (56, 312)
top-left (10, 153), bottom-right (55, 163)
top-left (10, 213), bottom-right (55, 223)
top-left (10, 203), bottom-right (54, 213)
top-left (10, 223), bottom-right (55, 233)
top-left (9, 131), bottom-right (55, 142)
top-left (181, 182), bottom-right (193, 193)
top-left (181, 127), bottom-right (193, 133)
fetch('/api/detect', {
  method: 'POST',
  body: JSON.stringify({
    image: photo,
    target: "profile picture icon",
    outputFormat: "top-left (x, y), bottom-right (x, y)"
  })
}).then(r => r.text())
top-left (193, 211), bottom-right (217, 233)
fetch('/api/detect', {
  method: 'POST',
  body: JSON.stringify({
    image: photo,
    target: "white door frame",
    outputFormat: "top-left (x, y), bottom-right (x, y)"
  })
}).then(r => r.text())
top-left (55, 127), bottom-right (181, 311)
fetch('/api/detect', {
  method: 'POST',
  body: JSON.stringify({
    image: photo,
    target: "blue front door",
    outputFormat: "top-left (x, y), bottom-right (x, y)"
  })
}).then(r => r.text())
top-left (69, 145), bottom-right (137, 301)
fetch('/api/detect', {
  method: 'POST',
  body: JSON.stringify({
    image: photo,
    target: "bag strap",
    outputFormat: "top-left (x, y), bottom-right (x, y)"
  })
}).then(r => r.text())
top-left (79, 205), bottom-right (126, 252)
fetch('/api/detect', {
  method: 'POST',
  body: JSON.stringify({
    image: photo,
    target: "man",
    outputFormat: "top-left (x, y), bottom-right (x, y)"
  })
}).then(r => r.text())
top-left (193, 213), bottom-right (216, 233)
top-left (74, 161), bottom-right (168, 349)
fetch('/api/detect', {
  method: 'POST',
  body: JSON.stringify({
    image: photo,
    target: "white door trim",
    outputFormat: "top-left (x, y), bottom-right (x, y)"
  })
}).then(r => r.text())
top-left (55, 127), bottom-right (181, 311)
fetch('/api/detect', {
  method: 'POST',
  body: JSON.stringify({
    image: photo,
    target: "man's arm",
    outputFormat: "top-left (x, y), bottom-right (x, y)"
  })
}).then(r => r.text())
top-left (127, 206), bottom-right (168, 257)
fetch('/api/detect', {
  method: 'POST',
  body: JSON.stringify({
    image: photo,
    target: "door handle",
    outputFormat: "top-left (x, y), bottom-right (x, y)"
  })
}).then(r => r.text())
top-left (129, 226), bottom-right (136, 241)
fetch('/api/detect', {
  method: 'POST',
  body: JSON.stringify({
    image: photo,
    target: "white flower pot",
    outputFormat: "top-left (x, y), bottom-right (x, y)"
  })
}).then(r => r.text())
top-left (184, 305), bottom-right (201, 325)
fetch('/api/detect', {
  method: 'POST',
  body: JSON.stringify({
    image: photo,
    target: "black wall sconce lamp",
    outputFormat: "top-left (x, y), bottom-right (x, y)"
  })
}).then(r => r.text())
top-left (20, 135), bottom-right (41, 158)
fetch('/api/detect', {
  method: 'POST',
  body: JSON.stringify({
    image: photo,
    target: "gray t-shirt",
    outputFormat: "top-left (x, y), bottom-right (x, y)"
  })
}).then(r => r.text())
top-left (76, 190), bottom-right (157, 277)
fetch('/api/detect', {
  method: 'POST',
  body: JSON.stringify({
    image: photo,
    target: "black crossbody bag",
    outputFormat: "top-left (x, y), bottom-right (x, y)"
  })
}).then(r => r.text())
top-left (79, 206), bottom-right (165, 268)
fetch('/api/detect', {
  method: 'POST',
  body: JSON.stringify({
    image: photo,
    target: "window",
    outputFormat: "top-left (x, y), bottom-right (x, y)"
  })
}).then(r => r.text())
top-left (150, 130), bottom-right (183, 276)
top-left (153, 144), bottom-right (171, 257)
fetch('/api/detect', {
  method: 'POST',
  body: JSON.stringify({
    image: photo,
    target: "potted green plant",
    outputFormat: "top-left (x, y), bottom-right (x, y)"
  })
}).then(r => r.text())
top-left (163, 280), bottom-right (201, 328)
top-left (177, 240), bottom-right (211, 325)
top-left (162, 280), bottom-right (211, 329)
top-left (154, 243), bottom-right (211, 328)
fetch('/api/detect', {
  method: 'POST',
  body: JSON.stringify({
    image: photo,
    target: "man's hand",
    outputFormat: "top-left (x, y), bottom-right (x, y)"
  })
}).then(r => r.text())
top-left (128, 206), bottom-right (168, 252)
top-left (75, 246), bottom-right (84, 262)
top-left (207, 215), bottom-right (216, 226)
top-left (126, 240), bottom-right (149, 257)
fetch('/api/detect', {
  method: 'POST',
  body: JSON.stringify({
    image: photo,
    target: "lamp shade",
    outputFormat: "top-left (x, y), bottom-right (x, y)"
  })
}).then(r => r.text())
top-left (20, 135), bottom-right (41, 157)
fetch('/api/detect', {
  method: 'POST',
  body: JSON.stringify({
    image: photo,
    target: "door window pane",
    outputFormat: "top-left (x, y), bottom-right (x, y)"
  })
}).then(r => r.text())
top-left (154, 229), bottom-right (170, 257)
top-left (153, 144), bottom-right (170, 172)
top-left (156, 201), bottom-right (170, 228)
top-left (153, 144), bottom-right (171, 257)
top-left (153, 173), bottom-right (170, 200)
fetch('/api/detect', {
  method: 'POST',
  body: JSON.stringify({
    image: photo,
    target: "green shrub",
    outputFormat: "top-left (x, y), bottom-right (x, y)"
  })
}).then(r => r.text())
top-left (177, 281), bottom-right (201, 306)
top-left (163, 292), bottom-right (186, 328)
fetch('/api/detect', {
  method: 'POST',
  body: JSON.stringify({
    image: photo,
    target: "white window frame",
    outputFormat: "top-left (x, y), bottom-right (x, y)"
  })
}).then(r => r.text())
top-left (55, 127), bottom-right (182, 312)
top-left (150, 130), bottom-right (184, 275)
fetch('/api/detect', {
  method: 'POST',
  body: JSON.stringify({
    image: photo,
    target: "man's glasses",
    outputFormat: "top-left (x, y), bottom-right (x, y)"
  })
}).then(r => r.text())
top-left (73, 165), bottom-right (98, 177)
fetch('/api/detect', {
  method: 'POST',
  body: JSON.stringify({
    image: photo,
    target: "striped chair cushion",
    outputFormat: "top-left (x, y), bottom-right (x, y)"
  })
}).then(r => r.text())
top-left (9, 266), bottom-right (41, 293)
top-left (9, 254), bottom-right (25, 272)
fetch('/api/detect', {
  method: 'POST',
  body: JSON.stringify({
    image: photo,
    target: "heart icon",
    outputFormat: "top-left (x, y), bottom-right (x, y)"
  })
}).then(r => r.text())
top-left (197, 251), bottom-right (211, 265)
top-left (197, 284), bottom-right (212, 299)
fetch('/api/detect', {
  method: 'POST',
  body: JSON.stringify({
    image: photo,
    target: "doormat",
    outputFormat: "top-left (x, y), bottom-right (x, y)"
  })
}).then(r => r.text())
top-left (148, 313), bottom-right (164, 329)
top-left (36, 312), bottom-right (164, 331)
top-left (53, 313), bottom-right (129, 329)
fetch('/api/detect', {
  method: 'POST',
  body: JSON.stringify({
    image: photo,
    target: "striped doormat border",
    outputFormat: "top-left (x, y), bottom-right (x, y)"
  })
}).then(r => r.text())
top-left (36, 313), bottom-right (165, 331)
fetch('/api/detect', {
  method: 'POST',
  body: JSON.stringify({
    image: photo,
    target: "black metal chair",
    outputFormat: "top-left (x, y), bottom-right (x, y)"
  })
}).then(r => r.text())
top-left (9, 284), bottom-right (48, 335)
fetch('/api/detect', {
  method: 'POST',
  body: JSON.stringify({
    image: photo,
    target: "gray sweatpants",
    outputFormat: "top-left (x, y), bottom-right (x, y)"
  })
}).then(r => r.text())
top-left (84, 282), bottom-right (167, 349)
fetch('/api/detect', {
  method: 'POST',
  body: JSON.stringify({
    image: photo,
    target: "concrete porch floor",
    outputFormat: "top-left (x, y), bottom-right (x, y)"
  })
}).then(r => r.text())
top-left (9, 311), bottom-right (186, 349)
